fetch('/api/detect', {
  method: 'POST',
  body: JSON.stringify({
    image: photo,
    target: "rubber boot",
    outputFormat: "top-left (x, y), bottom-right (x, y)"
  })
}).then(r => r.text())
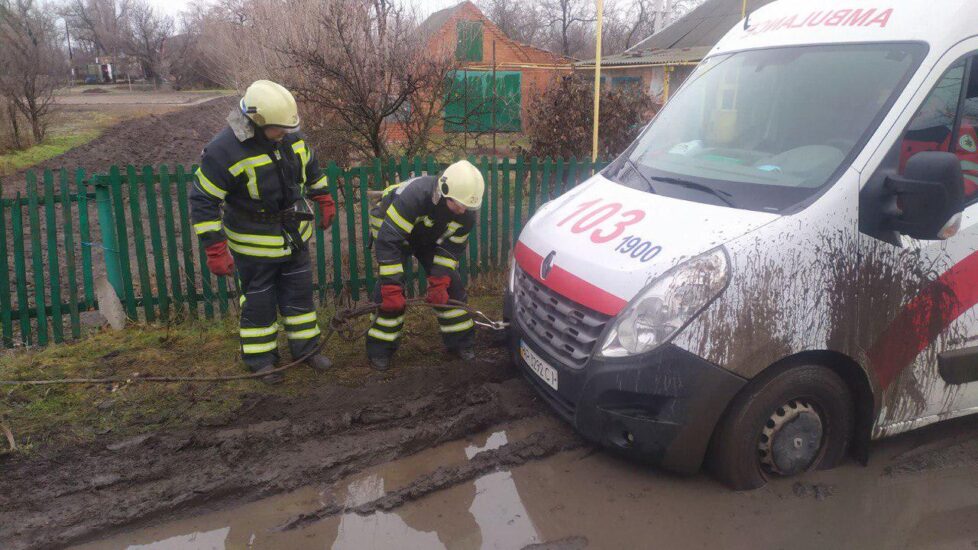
top-left (306, 354), bottom-right (333, 372)
top-left (369, 354), bottom-right (392, 372)
top-left (254, 364), bottom-right (284, 385)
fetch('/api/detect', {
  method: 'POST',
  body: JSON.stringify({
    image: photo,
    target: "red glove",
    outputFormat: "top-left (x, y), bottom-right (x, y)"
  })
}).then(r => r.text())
top-left (205, 241), bottom-right (234, 277)
top-left (380, 284), bottom-right (406, 313)
top-left (426, 276), bottom-right (451, 305)
top-left (311, 194), bottom-right (336, 229)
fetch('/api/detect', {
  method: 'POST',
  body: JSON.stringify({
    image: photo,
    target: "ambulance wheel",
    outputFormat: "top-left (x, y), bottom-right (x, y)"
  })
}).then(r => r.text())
top-left (707, 364), bottom-right (853, 491)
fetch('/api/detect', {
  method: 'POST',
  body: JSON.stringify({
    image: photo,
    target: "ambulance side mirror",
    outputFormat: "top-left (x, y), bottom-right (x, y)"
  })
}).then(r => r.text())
top-left (882, 152), bottom-right (965, 240)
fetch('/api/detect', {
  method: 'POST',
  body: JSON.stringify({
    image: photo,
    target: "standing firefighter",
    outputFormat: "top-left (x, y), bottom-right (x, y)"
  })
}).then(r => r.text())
top-left (190, 80), bottom-right (336, 384)
top-left (367, 161), bottom-right (485, 370)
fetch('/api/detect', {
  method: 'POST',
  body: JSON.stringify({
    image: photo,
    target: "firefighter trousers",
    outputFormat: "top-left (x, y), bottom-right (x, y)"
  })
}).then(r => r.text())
top-left (366, 249), bottom-right (474, 361)
top-left (235, 248), bottom-right (321, 371)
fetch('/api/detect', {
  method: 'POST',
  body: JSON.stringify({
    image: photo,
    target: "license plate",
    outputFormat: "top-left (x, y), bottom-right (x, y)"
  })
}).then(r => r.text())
top-left (520, 341), bottom-right (558, 391)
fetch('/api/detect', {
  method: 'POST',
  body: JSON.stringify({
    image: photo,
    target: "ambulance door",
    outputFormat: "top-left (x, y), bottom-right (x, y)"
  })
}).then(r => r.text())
top-left (868, 50), bottom-right (978, 433)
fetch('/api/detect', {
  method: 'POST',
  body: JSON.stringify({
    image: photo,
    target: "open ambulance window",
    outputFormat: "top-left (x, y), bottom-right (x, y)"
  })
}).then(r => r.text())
top-left (899, 56), bottom-right (978, 205)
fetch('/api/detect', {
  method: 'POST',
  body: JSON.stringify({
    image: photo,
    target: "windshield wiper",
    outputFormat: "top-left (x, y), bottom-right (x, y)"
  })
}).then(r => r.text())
top-left (647, 176), bottom-right (737, 208)
top-left (622, 158), bottom-right (657, 194)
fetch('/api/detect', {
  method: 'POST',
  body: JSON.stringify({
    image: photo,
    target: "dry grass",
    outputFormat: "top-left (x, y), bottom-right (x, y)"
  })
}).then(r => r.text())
top-left (0, 281), bottom-right (506, 454)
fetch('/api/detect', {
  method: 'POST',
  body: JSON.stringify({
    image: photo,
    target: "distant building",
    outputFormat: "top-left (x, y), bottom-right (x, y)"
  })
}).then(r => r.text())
top-left (578, 0), bottom-right (776, 103)
top-left (420, 1), bottom-right (574, 133)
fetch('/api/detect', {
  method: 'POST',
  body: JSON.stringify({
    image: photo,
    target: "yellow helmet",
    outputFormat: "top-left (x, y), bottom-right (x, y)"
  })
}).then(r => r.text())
top-left (240, 80), bottom-right (300, 130)
top-left (439, 160), bottom-right (485, 209)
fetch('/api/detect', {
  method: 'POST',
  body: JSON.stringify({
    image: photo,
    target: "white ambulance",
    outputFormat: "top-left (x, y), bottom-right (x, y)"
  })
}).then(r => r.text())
top-left (505, 0), bottom-right (978, 489)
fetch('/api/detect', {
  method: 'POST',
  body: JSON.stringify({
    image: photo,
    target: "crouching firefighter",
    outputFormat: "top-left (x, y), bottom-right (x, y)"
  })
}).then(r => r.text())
top-left (190, 80), bottom-right (336, 384)
top-left (366, 160), bottom-right (485, 371)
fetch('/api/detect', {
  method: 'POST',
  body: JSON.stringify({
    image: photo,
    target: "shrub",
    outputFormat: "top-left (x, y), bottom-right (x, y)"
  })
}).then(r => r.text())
top-left (524, 72), bottom-right (656, 159)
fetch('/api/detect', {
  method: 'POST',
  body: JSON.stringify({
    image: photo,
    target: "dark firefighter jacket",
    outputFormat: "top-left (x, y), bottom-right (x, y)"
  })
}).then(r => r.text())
top-left (189, 115), bottom-right (330, 262)
top-left (369, 176), bottom-right (476, 286)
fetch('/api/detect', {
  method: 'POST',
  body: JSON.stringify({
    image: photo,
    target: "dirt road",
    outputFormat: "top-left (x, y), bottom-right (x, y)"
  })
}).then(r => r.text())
top-left (0, 353), bottom-right (553, 550)
top-left (5, 343), bottom-right (978, 550)
top-left (75, 412), bottom-right (978, 550)
top-left (7, 96), bottom-right (235, 191)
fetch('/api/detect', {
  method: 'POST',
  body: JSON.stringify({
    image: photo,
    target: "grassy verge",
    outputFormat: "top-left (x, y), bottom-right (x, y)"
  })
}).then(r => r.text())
top-left (0, 278), bottom-right (507, 455)
top-left (0, 110), bottom-right (120, 177)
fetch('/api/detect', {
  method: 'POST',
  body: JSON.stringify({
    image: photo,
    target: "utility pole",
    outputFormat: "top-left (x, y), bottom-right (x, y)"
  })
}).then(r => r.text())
top-left (591, 0), bottom-right (604, 164)
top-left (491, 40), bottom-right (497, 156)
top-left (65, 19), bottom-right (75, 84)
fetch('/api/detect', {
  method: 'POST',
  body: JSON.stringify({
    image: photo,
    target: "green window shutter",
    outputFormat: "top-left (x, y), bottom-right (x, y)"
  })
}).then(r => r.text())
top-left (443, 69), bottom-right (520, 132)
top-left (456, 21), bottom-right (483, 63)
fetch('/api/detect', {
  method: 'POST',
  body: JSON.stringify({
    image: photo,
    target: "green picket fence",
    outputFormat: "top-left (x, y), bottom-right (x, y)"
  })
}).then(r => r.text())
top-left (0, 156), bottom-right (608, 349)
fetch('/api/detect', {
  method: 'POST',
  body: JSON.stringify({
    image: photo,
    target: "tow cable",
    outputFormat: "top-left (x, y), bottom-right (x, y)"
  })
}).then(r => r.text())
top-left (0, 299), bottom-right (508, 386)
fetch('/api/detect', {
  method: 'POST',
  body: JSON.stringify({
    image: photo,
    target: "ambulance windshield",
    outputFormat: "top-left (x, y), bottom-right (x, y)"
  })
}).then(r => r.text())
top-left (617, 43), bottom-right (925, 212)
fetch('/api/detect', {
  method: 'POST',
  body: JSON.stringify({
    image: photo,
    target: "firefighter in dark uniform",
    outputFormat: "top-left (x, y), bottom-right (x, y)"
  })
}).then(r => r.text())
top-left (190, 80), bottom-right (335, 384)
top-left (366, 160), bottom-right (485, 371)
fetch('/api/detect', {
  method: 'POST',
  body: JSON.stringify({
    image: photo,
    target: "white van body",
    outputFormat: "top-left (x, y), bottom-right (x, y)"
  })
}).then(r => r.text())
top-left (506, 0), bottom-right (978, 487)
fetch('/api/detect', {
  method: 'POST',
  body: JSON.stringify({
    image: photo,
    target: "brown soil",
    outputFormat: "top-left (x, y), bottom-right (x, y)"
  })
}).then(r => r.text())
top-left (0, 356), bottom-right (558, 550)
top-left (8, 96), bottom-right (236, 192)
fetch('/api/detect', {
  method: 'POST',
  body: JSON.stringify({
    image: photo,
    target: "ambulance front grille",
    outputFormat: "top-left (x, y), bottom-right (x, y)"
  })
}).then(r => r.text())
top-left (514, 267), bottom-right (611, 369)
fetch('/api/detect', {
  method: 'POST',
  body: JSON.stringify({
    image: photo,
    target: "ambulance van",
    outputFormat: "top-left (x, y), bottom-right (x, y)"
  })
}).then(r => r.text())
top-left (505, 0), bottom-right (978, 489)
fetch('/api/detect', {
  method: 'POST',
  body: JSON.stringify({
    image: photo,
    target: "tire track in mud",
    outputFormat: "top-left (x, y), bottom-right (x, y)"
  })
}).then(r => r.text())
top-left (0, 359), bottom-right (554, 550)
top-left (276, 427), bottom-right (584, 532)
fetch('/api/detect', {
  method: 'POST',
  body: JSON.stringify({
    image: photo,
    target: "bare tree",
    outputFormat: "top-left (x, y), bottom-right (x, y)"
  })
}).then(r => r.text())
top-left (539, 0), bottom-right (595, 58)
top-left (164, 8), bottom-right (220, 89)
top-left (61, 0), bottom-right (131, 56)
top-left (262, 0), bottom-right (457, 159)
top-left (182, 0), bottom-right (270, 91)
top-left (0, 0), bottom-right (67, 144)
top-left (123, 0), bottom-right (172, 87)
top-left (601, 0), bottom-right (659, 54)
top-left (476, 0), bottom-right (545, 45)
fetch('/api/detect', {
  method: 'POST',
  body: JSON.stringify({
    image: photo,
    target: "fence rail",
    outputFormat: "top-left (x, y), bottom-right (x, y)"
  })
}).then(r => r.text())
top-left (0, 155), bottom-right (608, 349)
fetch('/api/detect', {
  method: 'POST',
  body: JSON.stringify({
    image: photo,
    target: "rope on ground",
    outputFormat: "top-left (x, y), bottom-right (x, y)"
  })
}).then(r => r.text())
top-left (0, 299), bottom-right (507, 387)
top-left (0, 421), bottom-right (15, 452)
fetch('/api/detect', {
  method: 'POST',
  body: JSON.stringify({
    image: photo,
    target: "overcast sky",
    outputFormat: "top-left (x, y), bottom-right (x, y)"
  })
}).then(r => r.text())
top-left (147, 0), bottom-right (463, 19)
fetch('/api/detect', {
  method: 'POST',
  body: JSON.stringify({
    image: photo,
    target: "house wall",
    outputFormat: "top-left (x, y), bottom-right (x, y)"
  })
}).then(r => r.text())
top-left (593, 63), bottom-right (697, 104)
top-left (425, 1), bottom-right (572, 129)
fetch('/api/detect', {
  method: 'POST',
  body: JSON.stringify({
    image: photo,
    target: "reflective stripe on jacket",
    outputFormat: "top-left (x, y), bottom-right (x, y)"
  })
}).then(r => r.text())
top-left (190, 123), bottom-right (330, 261)
top-left (370, 175), bottom-right (476, 285)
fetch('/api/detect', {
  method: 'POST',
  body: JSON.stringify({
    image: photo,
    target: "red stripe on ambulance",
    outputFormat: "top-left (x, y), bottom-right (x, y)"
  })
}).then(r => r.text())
top-left (868, 250), bottom-right (978, 389)
top-left (514, 241), bottom-right (627, 316)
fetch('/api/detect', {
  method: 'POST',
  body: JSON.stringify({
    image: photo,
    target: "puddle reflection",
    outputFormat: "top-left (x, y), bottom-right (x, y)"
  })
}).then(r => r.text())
top-left (76, 419), bottom-right (550, 550)
top-left (125, 527), bottom-right (229, 550)
top-left (74, 416), bottom-right (978, 550)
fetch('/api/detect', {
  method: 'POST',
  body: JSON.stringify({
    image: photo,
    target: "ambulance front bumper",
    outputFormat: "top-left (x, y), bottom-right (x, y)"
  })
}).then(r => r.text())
top-left (504, 290), bottom-right (746, 474)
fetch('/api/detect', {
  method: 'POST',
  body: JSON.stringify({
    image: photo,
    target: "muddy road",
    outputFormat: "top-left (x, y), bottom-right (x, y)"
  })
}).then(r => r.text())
top-left (5, 352), bottom-right (978, 549)
top-left (0, 354), bottom-right (553, 550)
top-left (6, 96), bottom-right (235, 192)
top-left (76, 414), bottom-right (978, 550)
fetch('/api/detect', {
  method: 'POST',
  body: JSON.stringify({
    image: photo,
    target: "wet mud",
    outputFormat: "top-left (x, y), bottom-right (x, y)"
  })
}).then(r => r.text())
top-left (77, 415), bottom-right (978, 550)
top-left (0, 357), bottom-right (554, 550)
top-left (278, 428), bottom-right (583, 531)
top-left (676, 208), bottom-right (973, 432)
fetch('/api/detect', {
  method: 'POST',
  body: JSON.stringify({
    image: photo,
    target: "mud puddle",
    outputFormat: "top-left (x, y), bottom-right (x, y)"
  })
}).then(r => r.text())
top-left (74, 416), bottom-right (567, 549)
top-left (77, 416), bottom-right (978, 550)
top-left (0, 358), bottom-right (551, 550)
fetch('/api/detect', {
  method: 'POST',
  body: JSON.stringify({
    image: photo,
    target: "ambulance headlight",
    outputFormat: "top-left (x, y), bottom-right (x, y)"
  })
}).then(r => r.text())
top-left (600, 247), bottom-right (730, 357)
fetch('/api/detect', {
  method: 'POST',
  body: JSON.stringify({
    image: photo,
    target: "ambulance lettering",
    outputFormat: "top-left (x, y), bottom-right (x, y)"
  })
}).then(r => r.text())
top-left (556, 198), bottom-right (662, 262)
top-left (747, 7), bottom-right (893, 35)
